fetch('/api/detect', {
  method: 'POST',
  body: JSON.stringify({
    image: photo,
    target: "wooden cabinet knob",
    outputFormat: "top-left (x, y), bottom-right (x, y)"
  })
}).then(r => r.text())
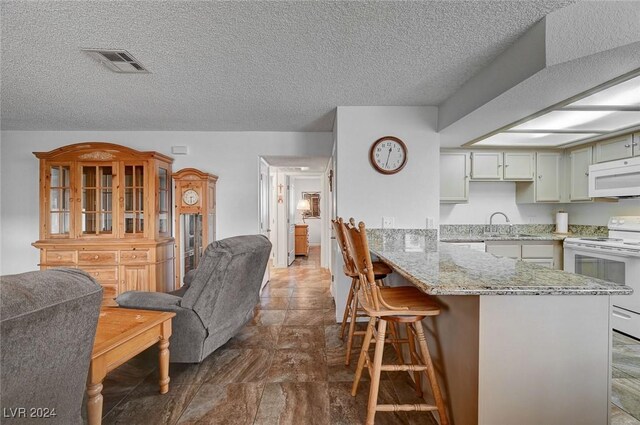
top-left (57, 255), bottom-right (62, 260)
top-left (94, 255), bottom-right (99, 259)
top-left (94, 272), bottom-right (99, 276)
top-left (132, 254), bottom-right (137, 259)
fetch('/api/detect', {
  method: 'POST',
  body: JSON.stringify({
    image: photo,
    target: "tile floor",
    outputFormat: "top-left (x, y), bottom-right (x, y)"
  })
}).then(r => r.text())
top-left (94, 246), bottom-right (639, 424)
top-left (612, 331), bottom-right (640, 424)
top-left (99, 246), bottom-right (435, 425)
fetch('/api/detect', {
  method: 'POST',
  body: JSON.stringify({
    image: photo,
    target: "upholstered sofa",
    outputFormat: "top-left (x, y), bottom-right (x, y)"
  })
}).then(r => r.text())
top-left (116, 235), bottom-right (272, 363)
top-left (0, 269), bottom-right (103, 425)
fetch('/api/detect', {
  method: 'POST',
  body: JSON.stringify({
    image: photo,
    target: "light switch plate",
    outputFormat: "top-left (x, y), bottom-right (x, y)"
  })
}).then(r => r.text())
top-left (426, 217), bottom-right (435, 229)
top-left (382, 217), bottom-right (395, 228)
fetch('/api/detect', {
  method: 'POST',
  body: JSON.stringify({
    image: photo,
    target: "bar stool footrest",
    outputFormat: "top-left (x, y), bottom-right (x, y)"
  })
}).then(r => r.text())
top-left (376, 404), bottom-right (438, 412)
top-left (380, 365), bottom-right (428, 372)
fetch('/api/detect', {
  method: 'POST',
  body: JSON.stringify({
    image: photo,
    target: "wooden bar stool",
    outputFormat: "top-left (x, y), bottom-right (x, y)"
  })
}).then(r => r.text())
top-left (343, 220), bottom-right (449, 425)
top-left (332, 217), bottom-right (394, 366)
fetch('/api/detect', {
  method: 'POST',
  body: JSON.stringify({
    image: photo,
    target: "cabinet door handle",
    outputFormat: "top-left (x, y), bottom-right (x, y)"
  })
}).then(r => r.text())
top-left (585, 172), bottom-right (589, 176)
top-left (538, 175), bottom-right (543, 179)
top-left (94, 255), bottom-right (99, 259)
top-left (625, 144), bottom-right (631, 148)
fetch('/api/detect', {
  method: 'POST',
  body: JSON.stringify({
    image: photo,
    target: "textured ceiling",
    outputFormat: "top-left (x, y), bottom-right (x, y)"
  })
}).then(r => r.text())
top-left (1, 0), bottom-right (575, 131)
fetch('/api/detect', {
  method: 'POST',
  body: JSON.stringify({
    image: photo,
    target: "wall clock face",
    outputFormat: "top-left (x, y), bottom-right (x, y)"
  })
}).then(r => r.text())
top-left (182, 189), bottom-right (200, 206)
top-left (369, 136), bottom-right (408, 174)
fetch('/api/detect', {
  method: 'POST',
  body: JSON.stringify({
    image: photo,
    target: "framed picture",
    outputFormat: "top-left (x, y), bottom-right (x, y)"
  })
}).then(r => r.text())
top-left (302, 192), bottom-right (320, 218)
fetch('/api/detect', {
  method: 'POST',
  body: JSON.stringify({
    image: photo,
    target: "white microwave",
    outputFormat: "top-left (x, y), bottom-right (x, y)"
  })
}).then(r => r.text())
top-left (589, 156), bottom-right (640, 198)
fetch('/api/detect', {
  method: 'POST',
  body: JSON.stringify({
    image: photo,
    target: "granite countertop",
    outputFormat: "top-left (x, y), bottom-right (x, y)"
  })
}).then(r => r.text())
top-left (367, 231), bottom-right (631, 296)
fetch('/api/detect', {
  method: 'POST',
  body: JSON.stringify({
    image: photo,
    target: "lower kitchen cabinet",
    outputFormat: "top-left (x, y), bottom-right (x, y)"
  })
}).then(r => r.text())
top-left (485, 240), bottom-right (562, 269)
top-left (486, 243), bottom-right (521, 259)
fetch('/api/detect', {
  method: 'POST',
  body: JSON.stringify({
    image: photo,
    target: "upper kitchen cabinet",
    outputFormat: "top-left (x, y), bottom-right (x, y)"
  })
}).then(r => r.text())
top-left (470, 151), bottom-right (502, 180)
top-left (440, 152), bottom-right (470, 203)
top-left (469, 151), bottom-right (534, 181)
top-left (594, 134), bottom-right (635, 163)
top-left (569, 146), bottom-right (593, 201)
top-left (535, 152), bottom-right (562, 201)
top-left (516, 152), bottom-right (563, 203)
top-left (503, 152), bottom-right (535, 180)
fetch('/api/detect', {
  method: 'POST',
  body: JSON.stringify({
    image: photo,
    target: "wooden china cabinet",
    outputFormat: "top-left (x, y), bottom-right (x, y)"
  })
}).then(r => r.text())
top-left (32, 142), bottom-right (175, 302)
top-left (172, 168), bottom-right (218, 289)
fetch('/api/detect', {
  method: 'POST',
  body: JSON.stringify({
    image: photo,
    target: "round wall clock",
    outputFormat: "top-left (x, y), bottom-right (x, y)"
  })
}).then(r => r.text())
top-left (369, 136), bottom-right (408, 174)
top-left (182, 189), bottom-right (200, 206)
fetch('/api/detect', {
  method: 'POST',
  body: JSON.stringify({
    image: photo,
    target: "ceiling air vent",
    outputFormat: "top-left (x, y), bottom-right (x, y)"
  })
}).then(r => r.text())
top-left (81, 49), bottom-right (149, 74)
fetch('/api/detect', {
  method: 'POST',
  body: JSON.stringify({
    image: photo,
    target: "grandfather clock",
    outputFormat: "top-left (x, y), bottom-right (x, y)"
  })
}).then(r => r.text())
top-left (173, 168), bottom-right (218, 289)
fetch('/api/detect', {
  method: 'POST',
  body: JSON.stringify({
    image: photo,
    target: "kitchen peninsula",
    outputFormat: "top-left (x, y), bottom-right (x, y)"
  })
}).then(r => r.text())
top-left (368, 230), bottom-right (632, 425)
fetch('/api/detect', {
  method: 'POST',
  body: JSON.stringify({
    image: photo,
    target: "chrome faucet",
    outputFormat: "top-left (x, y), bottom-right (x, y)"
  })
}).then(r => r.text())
top-left (489, 212), bottom-right (511, 234)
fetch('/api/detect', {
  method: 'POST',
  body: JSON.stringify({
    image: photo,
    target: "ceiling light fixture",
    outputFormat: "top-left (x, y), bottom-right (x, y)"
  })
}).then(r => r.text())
top-left (469, 70), bottom-right (640, 148)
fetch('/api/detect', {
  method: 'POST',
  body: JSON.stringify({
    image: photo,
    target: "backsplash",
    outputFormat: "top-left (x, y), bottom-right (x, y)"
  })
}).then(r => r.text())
top-left (366, 228), bottom-right (439, 252)
top-left (440, 224), bottom-right (608, 239)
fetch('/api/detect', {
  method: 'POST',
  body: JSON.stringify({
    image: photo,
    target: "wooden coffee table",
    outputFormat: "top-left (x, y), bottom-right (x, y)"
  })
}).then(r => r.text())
top-left (87, 307), bottom-right (176, 425)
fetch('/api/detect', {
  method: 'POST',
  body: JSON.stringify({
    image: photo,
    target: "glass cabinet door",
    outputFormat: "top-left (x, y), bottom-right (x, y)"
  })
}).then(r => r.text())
top-left (158, 168), bottom-right (169, 235)
top-left (124, 165), bottom-right (145, 235)
top-left (81, 165), bottom-right (114, 235)
top-left (48, 165), bottom-right (71, 236)
top-left (181, 213), bottom-right (203, 281)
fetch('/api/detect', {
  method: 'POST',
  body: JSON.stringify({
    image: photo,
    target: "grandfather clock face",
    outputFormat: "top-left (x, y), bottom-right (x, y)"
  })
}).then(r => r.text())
top-left (182, 188), bottom-right (200, 206)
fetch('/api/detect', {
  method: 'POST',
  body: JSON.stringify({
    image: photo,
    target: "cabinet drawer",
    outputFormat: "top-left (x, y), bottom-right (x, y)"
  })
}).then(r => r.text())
top-left (45, 250), bottom-right (76, 265)
top-left (522, 244), bottom-right (554, 258)
top-left (81, 266), bottom-right (118, 282)
top-left (78, 251), bottom-right (117, 265)
top-left (295, 227), bottom-right (308, 236)
top-left (486, 244), bottom-right (521, 259)
top-left (120, 250), bottom-right (149, 264)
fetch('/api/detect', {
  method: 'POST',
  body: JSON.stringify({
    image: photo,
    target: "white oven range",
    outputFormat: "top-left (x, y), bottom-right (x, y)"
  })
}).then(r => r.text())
top-left (564, 216), bottom-right (640, 340)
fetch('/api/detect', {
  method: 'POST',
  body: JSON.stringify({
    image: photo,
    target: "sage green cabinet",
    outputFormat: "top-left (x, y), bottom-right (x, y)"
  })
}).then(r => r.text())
top-left (594, 134), bottom-right (635, 163)
top-left (569, 146), bottom-right (593, 201)
top-left (440, 152), bottom-right (470, 203)
top-left (470, 152), bottom-right (502, 180)
top-left (535, 152), bottom-right (562, 202)
top-left (503, 152), bottom-right (535, 180)
top-left (469, 151), bottom-right (534, 181)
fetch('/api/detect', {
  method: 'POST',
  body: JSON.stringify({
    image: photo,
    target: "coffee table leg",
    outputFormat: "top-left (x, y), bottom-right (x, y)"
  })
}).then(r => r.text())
top-left (87, 363), bottom-right (105, 425)
top-left (159, 337), bottom-right (170, 394)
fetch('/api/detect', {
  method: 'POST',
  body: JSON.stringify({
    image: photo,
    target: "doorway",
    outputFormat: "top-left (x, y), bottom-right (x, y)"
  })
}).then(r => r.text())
top-left (258, 156), bottom-right (332, 271)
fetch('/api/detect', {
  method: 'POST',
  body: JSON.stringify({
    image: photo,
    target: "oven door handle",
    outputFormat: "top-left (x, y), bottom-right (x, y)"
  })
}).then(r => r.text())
top-left (565, 244), bottom-right (640, 258)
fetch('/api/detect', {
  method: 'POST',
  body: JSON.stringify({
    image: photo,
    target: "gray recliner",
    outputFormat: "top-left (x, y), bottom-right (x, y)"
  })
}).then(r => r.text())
top-left (116, 235), bottom-right (272, 363)
top-left (0, 269), bottom-right (103, 425)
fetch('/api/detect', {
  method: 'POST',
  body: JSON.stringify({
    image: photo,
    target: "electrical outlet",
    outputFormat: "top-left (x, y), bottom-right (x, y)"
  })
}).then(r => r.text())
top-left (528, 216), bottom-right (535, 223)
top-left (382, 217), bottom-right (395, 228)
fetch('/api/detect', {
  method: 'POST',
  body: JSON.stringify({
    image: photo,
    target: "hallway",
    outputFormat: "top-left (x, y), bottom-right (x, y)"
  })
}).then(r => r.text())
top-left (100, 246), bottom-right (436, 424)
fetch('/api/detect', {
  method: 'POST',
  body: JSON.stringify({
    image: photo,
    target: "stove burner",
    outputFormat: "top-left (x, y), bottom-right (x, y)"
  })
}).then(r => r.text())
top-left (580, 238), bottom-right (624, 242)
